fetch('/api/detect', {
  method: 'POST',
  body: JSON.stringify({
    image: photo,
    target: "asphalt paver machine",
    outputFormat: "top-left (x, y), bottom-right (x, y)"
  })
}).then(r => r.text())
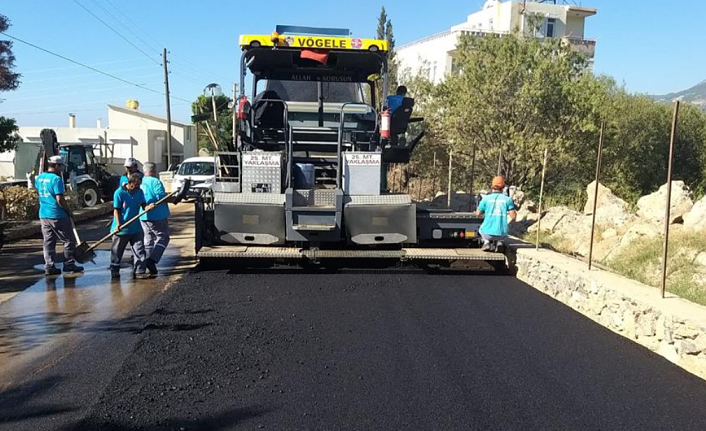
top-left (195, 25), bottom-right (509, 270)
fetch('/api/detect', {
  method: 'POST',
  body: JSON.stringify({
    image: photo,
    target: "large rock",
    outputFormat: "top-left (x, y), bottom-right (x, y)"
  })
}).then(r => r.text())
top-left (683, 195), bottom-right (706, 230)
top-left (583, 181), bottom-right (633, 226)
top-left (421, 192), bottom-right (474, 212)
top-left (604, 223), bottom-right (661, 262)
top-left (528, 206), bottom-right (584, 234)
top-left (637, 181), bottom-right (693, 225)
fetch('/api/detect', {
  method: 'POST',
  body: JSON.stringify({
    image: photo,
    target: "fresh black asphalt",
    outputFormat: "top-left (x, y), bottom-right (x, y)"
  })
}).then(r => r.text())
top-left (2, 269), bottom-right (706, 430)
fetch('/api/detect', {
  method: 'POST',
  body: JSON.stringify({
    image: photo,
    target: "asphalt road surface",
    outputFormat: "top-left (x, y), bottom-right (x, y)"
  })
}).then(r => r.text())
top-left (2, 269), bottom-right (706, 430)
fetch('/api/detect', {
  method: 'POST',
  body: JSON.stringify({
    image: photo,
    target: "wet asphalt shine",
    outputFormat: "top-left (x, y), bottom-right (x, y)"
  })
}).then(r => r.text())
top-left (1, 262), bottom-right (706, 430)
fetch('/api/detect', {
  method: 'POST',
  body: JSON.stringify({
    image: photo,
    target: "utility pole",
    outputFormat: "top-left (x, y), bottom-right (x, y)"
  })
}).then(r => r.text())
top-left (232, 82), bottom-right (237, 150)
top-left (163, 48), bottom-right (173, 169)
top-left (211, 94), bottom-right (218, 124)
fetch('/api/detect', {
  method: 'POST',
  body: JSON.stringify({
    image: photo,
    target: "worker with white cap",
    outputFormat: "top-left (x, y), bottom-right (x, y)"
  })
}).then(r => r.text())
top-left (35, 155), bottom-right (84, 276)
top-left (140, 162), bottom-right (170, 276)
top-left (119, 157), bottom-right (143, 188)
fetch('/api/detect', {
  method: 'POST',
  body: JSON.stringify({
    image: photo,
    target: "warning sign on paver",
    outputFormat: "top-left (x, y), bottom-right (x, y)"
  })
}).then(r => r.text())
top-left (345, 153), bottom-right (381, 166)
top-left (243, 154), bottom-right (281, 167)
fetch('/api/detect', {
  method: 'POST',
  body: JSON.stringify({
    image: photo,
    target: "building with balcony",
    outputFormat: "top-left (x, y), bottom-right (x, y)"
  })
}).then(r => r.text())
top-left (396, 0), bottom-right (597, 83)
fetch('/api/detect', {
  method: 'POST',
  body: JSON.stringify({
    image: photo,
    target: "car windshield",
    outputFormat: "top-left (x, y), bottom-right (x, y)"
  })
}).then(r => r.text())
top-left (265, 80), bottom-right (363, 103)
top-left (177, 162), bottom-right (213, 176)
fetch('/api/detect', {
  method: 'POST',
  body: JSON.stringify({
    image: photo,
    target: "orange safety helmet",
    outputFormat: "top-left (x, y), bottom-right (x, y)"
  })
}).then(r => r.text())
top-left (491, 176), bottom-right (505, 190)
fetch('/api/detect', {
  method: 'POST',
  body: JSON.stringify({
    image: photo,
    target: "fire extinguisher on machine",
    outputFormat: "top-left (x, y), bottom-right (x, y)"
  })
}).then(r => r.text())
top-left (380, 109), bottom-right (391, 139)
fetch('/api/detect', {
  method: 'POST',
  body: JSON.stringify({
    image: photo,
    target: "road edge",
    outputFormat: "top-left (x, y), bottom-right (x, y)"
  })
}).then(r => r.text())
top-left (513, 245), bottom-right (706, 381)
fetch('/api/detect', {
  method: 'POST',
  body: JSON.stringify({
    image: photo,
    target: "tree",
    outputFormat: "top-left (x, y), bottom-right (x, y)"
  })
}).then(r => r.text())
top-left (385, 19), bottom-right (398, 91)
top-left (0, 14), bottom-right (21, 153)
top-left (435, 33), bottom-right (603, 193)
top-left (0, 117), bottom-right (19, 153)
top-left (374, 7), bottom-right (398, 107)
top-left (191, 94), bottom-right (233, 154)
top-left (376, 7), bottom-right (387, 41)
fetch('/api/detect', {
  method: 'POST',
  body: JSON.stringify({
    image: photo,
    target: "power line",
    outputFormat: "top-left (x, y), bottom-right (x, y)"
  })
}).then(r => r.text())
top-left (21, 66), bottom-right (156, 84)
top-left (14, 73), bottom-right (162, 94)
top-left (73, 0), bottom-right (161, 66)
top-left (103, 0), bottom-right (163, 49)
top-left (9, 81), bottom-right (163, 102)
top-left (0, 32), bottom-right (192, 103)
top-left (21, 56), bottom-right (145, 74)
top-left (90, 0), bottom-right (162, 54)
top-left (6, 102), bottom-right (190, 116)
top-left (100, 0), bottom-right (231, 83)
top-left (171, 53), bottom-right (234, 83)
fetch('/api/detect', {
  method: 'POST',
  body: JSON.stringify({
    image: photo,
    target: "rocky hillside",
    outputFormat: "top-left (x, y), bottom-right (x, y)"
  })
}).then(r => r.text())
top-left (653, 80), bottom-right (706, 110)
top-left (512, 181), bottom-right (706, 305)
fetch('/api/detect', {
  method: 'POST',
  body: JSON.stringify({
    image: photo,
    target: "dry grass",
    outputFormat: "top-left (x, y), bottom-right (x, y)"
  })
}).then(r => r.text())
top-left (521, 230), bottom-right (576, 255)
top-left (608, 231), bottom-right (706, 306)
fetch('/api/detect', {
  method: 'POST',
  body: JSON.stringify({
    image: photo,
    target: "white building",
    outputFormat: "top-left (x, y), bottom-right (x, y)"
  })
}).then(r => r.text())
top-left (396, 0), bottom-right (597, 83)
top-left (0, 103), bottom-right (196, 179)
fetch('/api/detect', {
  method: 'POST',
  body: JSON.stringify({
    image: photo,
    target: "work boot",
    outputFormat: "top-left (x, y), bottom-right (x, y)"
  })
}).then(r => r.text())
top-left (63, 263), bottom-right (84, 273)
top-left (111, 268), bottom-right (120, 279)
top-left (495, 241), bottom-right (504, 254)
top-left (133, 269), bottom-right (149, 280)
top-left (481, 241), bottom-right (492, 252)
top-left (145, 259), bottom-right (158, 276)
top-left (45, 266), bottom-right (61, 276)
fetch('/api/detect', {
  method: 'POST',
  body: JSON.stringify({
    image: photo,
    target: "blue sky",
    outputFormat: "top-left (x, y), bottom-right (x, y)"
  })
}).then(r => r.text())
top-left (1, 0), bottom-right (705, 127)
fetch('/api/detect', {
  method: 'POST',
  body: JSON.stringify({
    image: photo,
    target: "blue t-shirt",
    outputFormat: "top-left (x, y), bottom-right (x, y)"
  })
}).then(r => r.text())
top-left (478, 192), bottom-right (516, 237)
top-left (387, 95), bottom-right (404, 113)
top-left (140, 176), bottom-right (170, 221)
top-left (112, 186), bottom-right (146, 236)
top-left (35, 172), bottom-right (68, 219)
top-left (119, 171), bottom-right (144, 188)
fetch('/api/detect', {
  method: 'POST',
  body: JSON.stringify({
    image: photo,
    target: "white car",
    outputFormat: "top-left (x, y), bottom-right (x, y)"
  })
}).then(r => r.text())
top-left (172, 157), bottom-right (215, 197)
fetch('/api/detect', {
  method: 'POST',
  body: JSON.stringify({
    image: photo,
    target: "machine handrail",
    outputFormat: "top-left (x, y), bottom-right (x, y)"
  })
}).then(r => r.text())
top-left (247, 98), bottom-right (292, 188)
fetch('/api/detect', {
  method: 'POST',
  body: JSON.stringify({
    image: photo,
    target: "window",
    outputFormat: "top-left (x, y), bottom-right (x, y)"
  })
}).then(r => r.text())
top-left (177, 161), bottom-right (215, 176)
top-left (85, 149), bottom-right (95, 167)
top-left (265, 80), bottom-right (363, 104)
top-left (185, 126), bottom-right (192, 142)
top-left (546, 18), bottom-right (556, 38)
top-left (488, 18), bottom-right (494, 30)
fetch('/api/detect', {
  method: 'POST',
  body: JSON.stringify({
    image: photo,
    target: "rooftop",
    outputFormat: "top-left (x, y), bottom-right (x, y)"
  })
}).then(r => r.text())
top-left (108, 105), bottom-right (192, 128)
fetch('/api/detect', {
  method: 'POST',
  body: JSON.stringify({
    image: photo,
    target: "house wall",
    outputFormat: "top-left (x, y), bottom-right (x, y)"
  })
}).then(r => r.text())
top-left (451, 0), bottom-right (514, 33)
top-left (396, 0), bottom-right (596, 85)
top-left (397, 32), bottom-right (460, 83)
top-left (565, 15), bottom-right (586, 38)
top-left (109, 107), bottom-right (193, 164)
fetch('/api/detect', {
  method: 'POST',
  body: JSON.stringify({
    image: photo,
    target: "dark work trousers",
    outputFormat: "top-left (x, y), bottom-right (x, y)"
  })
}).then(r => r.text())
top-left (40, 218), bottom-right (76, 269)
top-left (110, 231), bottom-right (146, 273)
top-left (141, 219), bottom-right (170, 263)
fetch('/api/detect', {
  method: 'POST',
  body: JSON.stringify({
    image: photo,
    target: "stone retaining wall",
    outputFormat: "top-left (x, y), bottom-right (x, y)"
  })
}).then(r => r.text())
top-left (514, 246), bottom-right (706, 380)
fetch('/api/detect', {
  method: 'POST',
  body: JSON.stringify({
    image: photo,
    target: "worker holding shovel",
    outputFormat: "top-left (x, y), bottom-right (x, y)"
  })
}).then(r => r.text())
top-left (110, 172), bottom-right (154, 279)
top-left (36, 155), bottom-right (84, 276)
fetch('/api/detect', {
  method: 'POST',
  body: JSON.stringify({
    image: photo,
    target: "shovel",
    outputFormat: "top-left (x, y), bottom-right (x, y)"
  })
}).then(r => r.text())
top-left (71, 218), bottom-right (96, 263)
top-left (75, 179), bottom-right (191, 263)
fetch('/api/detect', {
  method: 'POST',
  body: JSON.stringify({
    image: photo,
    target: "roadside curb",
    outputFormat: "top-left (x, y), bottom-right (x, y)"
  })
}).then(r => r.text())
top-left (513, 244), bottom-right (706, 381)
top-left (4, 202), bottom-right (113, 241)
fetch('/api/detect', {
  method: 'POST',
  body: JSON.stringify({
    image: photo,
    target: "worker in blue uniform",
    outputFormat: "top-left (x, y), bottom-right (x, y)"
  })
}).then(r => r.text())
top-left (140, 162), bottom-right (170, 276)
top-left (36, 155), bottom-right (84, 276)
top-left (111, 172), bottom-right (152, 279)
top-left (119, 157), bottom-right (143, 188)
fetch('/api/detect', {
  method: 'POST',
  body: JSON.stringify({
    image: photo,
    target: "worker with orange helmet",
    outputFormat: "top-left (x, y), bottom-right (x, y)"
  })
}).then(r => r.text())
top-left (475, 176), bottom-right (517, 252)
